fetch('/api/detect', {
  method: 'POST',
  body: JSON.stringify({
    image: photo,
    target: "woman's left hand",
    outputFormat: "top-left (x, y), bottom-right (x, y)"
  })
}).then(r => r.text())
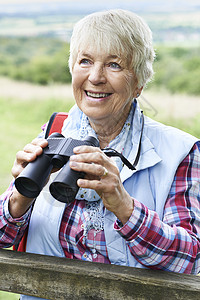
top-left (69, 145), bottom-right (134, 225)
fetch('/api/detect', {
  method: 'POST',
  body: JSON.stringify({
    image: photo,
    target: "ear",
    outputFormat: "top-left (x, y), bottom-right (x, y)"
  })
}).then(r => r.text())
top-left (135, 86), bottom-right (143, 98)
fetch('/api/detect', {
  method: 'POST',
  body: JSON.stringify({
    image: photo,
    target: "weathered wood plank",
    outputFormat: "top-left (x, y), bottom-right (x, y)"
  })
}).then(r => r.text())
top-left (0, 249), bottom-right (199, 300)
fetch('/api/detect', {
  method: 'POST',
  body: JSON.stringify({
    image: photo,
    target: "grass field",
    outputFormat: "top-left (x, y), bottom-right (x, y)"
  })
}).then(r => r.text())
top-left (0, 77), bottom-right (200, 299)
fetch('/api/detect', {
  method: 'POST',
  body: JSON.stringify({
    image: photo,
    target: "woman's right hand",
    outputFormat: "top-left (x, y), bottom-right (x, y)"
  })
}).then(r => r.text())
top-left (12, 138), bottom-right (48, 179)
top-left (9, 138), bottom-right (48, 218)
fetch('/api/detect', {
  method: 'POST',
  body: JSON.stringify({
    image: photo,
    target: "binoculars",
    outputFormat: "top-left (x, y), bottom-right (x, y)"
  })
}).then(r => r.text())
top-left (15, 133), bottom-right (99, 204)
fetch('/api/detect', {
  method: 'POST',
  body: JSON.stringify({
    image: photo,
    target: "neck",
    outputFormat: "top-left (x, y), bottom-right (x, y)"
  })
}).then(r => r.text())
top-left (89, 111), bottom-right (130, 149)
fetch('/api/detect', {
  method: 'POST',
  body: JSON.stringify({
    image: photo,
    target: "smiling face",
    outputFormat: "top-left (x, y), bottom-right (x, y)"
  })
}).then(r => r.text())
top-left (72, 46), bottom-right (141, 129)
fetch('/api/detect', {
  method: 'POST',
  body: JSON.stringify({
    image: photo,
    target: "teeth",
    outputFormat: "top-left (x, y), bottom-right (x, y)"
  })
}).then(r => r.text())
top-left (86, 91), bottom-right (110, 98)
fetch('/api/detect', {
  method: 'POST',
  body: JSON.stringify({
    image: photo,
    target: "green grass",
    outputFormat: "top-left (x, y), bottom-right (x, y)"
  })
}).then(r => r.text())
top-left (160, 116), bottom-right (200, 138)
top-left (0, 291), bottom-right (19, 299)
top-left (148, 112), bottom-right (200, 139)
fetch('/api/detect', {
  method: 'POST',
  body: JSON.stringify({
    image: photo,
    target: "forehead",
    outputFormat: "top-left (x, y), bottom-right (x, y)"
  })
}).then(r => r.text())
top-left (71, 30), bottom-right (131, 69)
top-left (77, 48), bottom-right (121, 60)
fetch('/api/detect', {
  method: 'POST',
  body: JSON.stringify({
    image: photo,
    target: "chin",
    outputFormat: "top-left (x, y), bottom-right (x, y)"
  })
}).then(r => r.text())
top-left (84, 108), bottom-right (109, 121)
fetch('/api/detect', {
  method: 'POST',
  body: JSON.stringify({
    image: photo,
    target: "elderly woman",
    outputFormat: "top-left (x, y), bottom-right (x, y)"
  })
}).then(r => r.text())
top-left (0, 9), bottom-right (200, 290)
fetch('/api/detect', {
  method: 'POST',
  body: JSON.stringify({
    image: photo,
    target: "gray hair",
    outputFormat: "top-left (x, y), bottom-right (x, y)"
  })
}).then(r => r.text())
top-left (68, 9), bottom-right (155, 88)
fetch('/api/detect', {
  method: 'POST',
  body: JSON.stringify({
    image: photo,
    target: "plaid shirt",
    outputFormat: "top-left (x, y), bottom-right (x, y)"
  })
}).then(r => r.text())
top-left (0, 143), bottom-right (200, 274)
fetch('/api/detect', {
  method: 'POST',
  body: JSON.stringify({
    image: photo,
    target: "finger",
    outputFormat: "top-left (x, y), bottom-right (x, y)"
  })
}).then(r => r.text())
top-left (77, 178), bottom-right (104, 191)
top-left (15, 150), bottom-right (35, 164)
top-left (12, 163), bottom-right (25, 178)
top-left (71, 149), bottom-right (109, 165)
top-left (72, 145), bottom-right (119, 168)
top-left (11, 149), bottom-right (35, 178)
top-left (23, 143), bottom-right (43, 157)
top-left (31, 138), bottom-right (48, 148)
top-left (22, 138), bottom-right (48, 159)
top-left (73, 145), bottom-right (102, 154)
top-left (70, 153), bottom-right (119, 178)
top-left (77, 174), bottom-right (119, 193)
top-left (12, 139), bottom-right (48, 178)
top-left (69, 160), bottom-right (107, 178)
top-left (23, 138), bottom-right (48, 152)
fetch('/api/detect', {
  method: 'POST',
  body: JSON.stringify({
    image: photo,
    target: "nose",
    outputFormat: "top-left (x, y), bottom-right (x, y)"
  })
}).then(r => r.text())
top-left (88, 64), bottom-right (106, 85)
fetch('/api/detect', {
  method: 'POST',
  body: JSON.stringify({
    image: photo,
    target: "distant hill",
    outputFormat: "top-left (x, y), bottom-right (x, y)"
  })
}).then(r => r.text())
top-left (0, 0), bottom-right (199, 44)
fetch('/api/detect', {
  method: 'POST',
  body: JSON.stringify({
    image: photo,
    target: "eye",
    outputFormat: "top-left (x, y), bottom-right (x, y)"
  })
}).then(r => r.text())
top-left (108, 62), bottom-right (121, 70)
top-left (80, 58), bottom-right (91, 66)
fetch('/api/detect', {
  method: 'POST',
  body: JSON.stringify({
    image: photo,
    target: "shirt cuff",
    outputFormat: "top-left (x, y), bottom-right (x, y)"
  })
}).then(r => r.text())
top-left (114, 198), bottom-right (147, 241)
top-left (3, 196), bottom-right (31, 227)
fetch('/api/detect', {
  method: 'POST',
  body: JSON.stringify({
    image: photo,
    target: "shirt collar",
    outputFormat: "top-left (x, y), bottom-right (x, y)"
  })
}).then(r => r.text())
top-left (120, 102), bottom-right (161, 182)
top-left (62, 101), bottom-right (162, 180)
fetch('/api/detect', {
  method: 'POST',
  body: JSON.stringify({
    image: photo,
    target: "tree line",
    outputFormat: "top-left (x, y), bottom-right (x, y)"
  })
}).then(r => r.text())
top-left (0, 36), bottom-right (200, 95)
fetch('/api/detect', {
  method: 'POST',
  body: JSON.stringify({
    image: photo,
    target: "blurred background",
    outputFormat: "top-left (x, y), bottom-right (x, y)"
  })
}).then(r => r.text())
top-left (0, 0), bottom-right (200, 298)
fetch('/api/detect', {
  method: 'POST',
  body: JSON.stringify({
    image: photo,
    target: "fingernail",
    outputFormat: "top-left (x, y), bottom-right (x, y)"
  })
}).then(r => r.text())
top-left (70, 155), bottom-right (77, 161)
top-left (73, 146), bottom-right (81, 153)
top-left (77, 179), bottom-right (85, 186)
top-left (70, 161), bottom-right (78, 167)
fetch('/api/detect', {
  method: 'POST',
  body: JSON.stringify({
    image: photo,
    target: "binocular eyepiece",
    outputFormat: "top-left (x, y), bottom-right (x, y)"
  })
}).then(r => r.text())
top-left (15, 133), bottom-right (99, 204)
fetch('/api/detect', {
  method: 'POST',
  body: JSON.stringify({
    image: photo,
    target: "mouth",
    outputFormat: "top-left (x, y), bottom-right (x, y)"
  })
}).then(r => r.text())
top-left (85, 91), bottom-right (112, 99)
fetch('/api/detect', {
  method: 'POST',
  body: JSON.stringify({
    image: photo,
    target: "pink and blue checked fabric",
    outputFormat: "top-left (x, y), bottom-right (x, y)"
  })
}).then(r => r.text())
top-left (0, 143), bottom-right (200, 273)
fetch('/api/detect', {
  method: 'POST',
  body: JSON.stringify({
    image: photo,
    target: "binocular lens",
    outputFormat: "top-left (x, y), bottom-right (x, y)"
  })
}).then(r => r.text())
top-left (50, 182), bottom-right (78, 204)
top-left (15, 177), bottom-right (39, 198)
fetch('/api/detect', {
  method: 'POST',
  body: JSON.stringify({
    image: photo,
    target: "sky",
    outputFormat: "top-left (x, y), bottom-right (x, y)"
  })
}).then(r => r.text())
top-left (0, 0), bottom-right (72, 3)
top-left (1, 0), bottom-right (200, 14)
top-left (0, 0), bottom-right (200, 6)
top-left (0, 0), bottom-right (67, 3)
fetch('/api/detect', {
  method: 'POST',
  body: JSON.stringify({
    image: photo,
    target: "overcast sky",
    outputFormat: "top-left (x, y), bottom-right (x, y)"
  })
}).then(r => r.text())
top-left (1, 0), bottom-right (200, 4)
top-left (0, 0), bottom-right (200, 13)
top-left (0, 0), bottom-right (65, 3)
top-left (0, 0), bottom-right (74, 3)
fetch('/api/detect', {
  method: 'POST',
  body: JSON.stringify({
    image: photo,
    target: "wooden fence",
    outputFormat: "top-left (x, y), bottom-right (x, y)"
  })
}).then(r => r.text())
top-left (0, 249), bottom-right (199, 300)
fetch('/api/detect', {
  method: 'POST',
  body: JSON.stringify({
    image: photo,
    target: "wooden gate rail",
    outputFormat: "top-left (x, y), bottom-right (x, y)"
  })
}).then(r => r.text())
top-left (0, 249), bottom-right (199, 299)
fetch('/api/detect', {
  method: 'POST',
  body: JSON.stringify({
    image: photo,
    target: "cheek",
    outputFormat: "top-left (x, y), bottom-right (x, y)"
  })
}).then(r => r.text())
top-left (72, 77), bottom-right (83, 101)
top-left (72, 65), bottom-right (85, 89)
top-left (72, 70), bottom-right (80, 89)
top-left (72, 80), bottom-right (82, 104)
top-left (114, 77), bottom-right (134, 101)
top-left (123, 73), bottom-right (138, 99)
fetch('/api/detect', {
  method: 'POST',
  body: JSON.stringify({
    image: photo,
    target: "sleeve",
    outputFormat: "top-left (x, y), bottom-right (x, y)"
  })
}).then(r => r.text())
top-left (0, 125), bottom-right (47, 249)
top-left (114, 142), bottom-right (200, 274)
top-left (0, 180), bottom-right (32, 248)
